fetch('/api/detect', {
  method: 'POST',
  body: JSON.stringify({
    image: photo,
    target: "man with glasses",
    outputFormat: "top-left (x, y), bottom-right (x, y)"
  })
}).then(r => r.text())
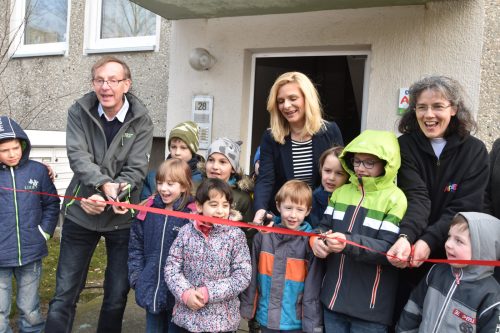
top-left (45, 56), bottom-right (153, 333)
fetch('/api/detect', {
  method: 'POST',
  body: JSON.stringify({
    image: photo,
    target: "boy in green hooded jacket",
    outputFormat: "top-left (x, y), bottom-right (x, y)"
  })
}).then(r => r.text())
top-left (310, 130), bottom-right (407, 332)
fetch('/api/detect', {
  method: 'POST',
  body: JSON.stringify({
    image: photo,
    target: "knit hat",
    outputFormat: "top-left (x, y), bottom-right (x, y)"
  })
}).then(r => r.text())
top-left (207, 137), bottom-right (242, 171)
top-left (168, 121), bottom-right (199, 154)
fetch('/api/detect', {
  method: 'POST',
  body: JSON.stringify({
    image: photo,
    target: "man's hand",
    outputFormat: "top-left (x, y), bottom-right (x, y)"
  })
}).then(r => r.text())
top-left (81, 194), bottom-right (107, 215)
top-left (101, 182), bottom-right (120, 199)
top-left (387, 237), bottom-right (412, 268)
top-left (410, 240), bottom-right (431, 268)
top-left (185, 289), bottom-right (206, 311)
top-left (101, 182), bottom-right (129, 214)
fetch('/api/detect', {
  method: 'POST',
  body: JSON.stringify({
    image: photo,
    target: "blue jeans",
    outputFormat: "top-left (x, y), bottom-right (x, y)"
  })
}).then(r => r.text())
top-left (0, 260), bottom-right (44, 333)
top-left (45, 219), bottom-right (130, 333)
top-left (323, 307), bottom-right (387, 333)
top-left (146, 309), bottom-right (179, 333)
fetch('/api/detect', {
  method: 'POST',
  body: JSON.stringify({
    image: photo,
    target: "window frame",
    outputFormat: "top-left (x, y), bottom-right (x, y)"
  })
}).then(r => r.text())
top-left (84, 0), bottom-right (161, 54)
top-left (9, 0), bottom-right (70, 58)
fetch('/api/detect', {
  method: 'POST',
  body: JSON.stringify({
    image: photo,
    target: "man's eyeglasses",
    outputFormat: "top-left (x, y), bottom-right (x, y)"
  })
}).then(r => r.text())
top-left (415, 104), bottom-right (451, 113)
top-left (351, 158), bottom-right (380, 169)
top-left (92, 79), bottom-right (127, 88)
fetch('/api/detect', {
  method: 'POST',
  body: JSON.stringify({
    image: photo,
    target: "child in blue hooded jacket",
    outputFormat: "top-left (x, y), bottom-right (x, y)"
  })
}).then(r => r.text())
top-left (0, 116), bottom-right (60, 333)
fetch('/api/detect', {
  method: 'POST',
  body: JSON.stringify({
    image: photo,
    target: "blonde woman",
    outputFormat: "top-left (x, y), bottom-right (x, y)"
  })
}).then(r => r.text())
top-left (253, 72), bottom-right (343, 223)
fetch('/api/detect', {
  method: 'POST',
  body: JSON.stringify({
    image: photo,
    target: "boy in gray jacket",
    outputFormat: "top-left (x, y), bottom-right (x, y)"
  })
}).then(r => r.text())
top-left (45, 56), bottom-right (153, 333)
top-left (397, 212), bottom-right (500, 332)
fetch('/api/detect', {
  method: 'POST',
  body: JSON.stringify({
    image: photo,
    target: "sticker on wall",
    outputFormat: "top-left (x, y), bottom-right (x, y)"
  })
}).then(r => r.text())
top-left (398, 88), bottom-right (409, 115)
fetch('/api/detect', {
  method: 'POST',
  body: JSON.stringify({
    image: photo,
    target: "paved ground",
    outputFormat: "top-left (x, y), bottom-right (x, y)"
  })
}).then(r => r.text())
top-left (73, 290), bottom-right (249, 332)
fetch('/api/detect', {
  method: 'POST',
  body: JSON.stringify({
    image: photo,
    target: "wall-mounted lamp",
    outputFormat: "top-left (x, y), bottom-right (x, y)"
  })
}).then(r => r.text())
top-left (189, 48), bottom-right (216, 71)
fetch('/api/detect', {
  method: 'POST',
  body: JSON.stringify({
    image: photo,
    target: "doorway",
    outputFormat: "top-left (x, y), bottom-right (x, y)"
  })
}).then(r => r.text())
top-left (250, 54), bottom-right (366, 171)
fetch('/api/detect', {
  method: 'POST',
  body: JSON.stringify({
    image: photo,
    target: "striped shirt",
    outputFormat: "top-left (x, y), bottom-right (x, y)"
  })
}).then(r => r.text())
top-left (292, 139), bottom-right (313, 186)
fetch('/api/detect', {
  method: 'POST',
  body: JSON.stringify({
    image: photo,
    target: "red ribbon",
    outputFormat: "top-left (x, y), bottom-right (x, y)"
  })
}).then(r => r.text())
top-left (2, 186), bottom-right (499, 267)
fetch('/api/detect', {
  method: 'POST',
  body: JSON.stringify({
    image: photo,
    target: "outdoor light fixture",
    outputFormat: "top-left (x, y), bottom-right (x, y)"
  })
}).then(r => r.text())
top-left (189, 48), bottom-right (216, 71)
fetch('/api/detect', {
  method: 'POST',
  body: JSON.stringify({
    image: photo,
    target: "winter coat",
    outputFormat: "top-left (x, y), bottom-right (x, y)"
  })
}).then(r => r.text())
top-left (128, 194), bottom-right (194, 313)
top-left (318, 130), bottom-right (407, 326)
top-left (485, 138), bottom-right (500, 219)
top-left (0, 116), bottom-right (60, 267)
top-left (254, 121), bottom-right (343, 215)
top-left (165, 221), bottom-right (251, 332)
top-left (397, 131), bottom-right (488, 252)
top-left (196, 164), bottom-right (256, 248)
top-left (196, 163), bottom-right (255, 223)
top-left (310, 185), bottom-right (330, 228)
top-left (63, 92), bottom-right (153, 231)
top-left (240, 222), bottom-right (323, 333)
top-left (140, 154), bottom-right (204, 200)
top-left (397, 212), bottom-right (500, 333)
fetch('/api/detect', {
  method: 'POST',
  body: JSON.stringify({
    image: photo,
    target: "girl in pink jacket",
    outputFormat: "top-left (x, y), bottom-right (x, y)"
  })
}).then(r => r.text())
top-left (165, 178), bottom-right (251, 332)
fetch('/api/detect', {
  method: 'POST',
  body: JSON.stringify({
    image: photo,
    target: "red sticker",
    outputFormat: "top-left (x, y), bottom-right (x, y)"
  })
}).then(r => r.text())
top-left (453, 308), bottom-right (476, 324)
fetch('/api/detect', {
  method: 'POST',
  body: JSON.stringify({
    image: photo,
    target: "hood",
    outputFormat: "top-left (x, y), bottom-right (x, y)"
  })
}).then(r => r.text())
top-left (275, 218), bottom-right (313, 232)
top-left (340, 130), bottom-right (400, 190)
top-left (0, 116), bottom-right (30, 167)
top-left (456, 212), bottom-right (500, 281)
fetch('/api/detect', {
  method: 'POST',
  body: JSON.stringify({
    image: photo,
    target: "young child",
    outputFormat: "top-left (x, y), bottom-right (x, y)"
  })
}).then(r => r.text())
top-left (310, 146), bottom-right (348, 228)
top-left (200, 137), bottom-right (254, 222)
top-left (165, 178), bottom-right (252, 333)
top-left (128, 158), bottom-right (194, 333)
top-left (141, 120), bottom-right (203, 200)
top-left (310, 129), bottom-right (407, 332)
top-left (0, 116), bottom-right (60, 332)
top-left (241, 180), bottom-right (323, 333)
top-left (397, 212), bottom-right (500, 332)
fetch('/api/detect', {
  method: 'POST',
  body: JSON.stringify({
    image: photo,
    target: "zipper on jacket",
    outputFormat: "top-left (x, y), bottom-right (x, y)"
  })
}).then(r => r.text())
top-left (431, 268), bottom-right (461, 332)
top-left (370, 264), bottom-right (382, 308)
top-left (10, 168), bottom-right (22, 266)
top-left (329, 177), bottom-right (366, 309)
top-left (153, 215), bottom-right (169, 312)
top-left (64, 184), bottom-right (81, 215)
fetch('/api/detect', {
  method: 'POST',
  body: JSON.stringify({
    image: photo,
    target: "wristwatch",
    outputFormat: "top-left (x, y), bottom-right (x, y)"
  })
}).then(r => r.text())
top-left (398, 233), bottom-right (410, 241)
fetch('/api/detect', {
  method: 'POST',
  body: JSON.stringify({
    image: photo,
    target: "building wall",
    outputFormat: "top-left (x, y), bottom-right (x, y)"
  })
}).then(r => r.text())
top-left (0, 0), bottom-right (171, 139)
top-left (166, 0), bottom-right (490, 170)
top-left (477, 0), bottom-right (500, 150)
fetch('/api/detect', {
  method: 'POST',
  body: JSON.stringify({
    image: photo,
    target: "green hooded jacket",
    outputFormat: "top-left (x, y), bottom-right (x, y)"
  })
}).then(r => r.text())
top-left (318, 130), bottom-right (407, 326)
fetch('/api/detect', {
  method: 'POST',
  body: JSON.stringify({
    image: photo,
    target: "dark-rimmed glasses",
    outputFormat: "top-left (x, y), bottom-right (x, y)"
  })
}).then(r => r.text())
top-left (351, 158), bottom-right (380, 169)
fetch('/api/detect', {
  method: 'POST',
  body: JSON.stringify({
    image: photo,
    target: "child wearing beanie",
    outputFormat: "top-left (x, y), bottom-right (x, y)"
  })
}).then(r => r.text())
top-left (199, 137), bottom-right (255, 223)
top-left (140, 121), bottom-right (204, 200)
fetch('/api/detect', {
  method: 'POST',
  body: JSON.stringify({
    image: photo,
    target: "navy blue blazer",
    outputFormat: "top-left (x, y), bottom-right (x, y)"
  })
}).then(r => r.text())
top-left (254, 121), bottom-right (343, 214)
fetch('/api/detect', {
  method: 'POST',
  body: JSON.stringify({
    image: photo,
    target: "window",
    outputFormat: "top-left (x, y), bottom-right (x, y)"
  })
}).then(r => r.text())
top-left (9, 0), bottom-right (70, 57)
top-left (85, 0), bottom-right (160, 54)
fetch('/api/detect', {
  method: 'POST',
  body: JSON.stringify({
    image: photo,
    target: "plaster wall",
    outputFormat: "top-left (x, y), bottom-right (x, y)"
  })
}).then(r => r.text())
top-left (0, 0), bottom-right (171, 138)
top-left (166, 0), bottom-right (487, 169)
top-left (477, 0), bottom-right (500, 150)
